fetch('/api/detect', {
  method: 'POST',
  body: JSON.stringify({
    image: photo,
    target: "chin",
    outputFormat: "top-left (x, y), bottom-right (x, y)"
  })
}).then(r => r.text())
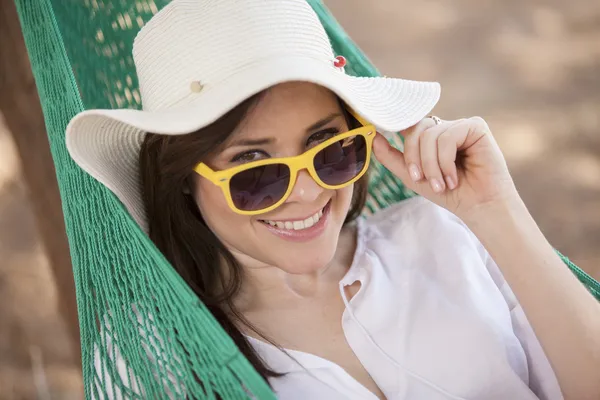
top-left (273, 248), bottom-right (337, 275)
top-left (258, 210), bottom-right (344, 274)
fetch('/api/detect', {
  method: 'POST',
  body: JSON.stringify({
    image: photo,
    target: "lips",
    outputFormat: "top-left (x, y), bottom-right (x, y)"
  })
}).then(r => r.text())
top-left (258, 201), bottom-right (331, 242)
top-left (260, 207), bottom-right (325, 230)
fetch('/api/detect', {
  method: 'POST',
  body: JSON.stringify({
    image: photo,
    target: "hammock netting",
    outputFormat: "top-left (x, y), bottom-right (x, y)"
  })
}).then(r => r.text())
top-left (13, 0), bottom-right (600, 398)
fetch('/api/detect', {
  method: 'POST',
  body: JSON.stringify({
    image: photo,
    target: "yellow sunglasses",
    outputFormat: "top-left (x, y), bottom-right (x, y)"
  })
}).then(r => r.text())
top-left (194, 117), bottom-right (376, 216)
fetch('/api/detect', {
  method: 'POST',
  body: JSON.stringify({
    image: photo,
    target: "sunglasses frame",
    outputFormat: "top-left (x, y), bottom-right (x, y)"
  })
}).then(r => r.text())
top-left (194, 122), bottom-right (376, 216)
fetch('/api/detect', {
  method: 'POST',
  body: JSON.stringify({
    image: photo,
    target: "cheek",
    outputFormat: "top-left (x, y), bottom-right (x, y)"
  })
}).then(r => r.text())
top-left (193, 178), bottom-right (246, 238)
top-left (191, 177), bottom-right (359, 272)
top-left (335, 184), bottom-right (355, 214)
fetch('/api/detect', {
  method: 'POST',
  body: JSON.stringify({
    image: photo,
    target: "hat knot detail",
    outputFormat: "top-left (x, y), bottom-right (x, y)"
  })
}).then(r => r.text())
top-left (190, 81), bottom-right (204, 93)
top-left (333, 55), bottom-right (347, 69)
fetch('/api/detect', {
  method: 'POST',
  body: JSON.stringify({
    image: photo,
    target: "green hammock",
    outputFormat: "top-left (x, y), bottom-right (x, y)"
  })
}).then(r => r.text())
top-left (14, 0), bottom-right (600, 398)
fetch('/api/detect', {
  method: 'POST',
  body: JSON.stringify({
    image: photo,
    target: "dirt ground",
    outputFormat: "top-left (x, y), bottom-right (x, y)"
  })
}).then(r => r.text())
top-left (1, 0), bottom-right (598, 398)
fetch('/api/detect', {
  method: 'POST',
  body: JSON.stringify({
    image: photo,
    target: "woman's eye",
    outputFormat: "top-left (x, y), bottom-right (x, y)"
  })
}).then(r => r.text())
top-left (307, 128), bottom-right (340, 147)
top-left (231, 150), bottom-right (268, 164)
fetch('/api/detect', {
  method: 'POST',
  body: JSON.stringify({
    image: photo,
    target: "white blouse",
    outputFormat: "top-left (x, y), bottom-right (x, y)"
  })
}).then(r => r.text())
top-left (247, 197), bottom-right (563, 400)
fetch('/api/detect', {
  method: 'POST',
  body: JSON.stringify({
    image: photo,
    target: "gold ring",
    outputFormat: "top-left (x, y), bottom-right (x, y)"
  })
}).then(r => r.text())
top-left (428, 115), bottom-right (442, 125)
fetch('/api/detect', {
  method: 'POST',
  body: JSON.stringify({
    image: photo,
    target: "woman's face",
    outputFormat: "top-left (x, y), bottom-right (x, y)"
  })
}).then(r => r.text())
top-left (193, 82), bottom-right (355, 274)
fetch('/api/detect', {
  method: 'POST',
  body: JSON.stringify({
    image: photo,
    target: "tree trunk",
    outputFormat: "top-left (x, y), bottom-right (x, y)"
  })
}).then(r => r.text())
top-left (0, 0), bottom-right (81, 363)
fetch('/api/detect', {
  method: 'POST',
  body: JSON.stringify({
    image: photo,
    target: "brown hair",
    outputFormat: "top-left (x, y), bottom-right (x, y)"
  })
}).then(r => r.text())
top-left (139, 92), bottom-right (368, 381)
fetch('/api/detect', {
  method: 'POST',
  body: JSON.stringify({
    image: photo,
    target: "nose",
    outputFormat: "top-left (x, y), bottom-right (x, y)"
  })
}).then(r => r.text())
top-left (286, 169), bottom-right (323, 204)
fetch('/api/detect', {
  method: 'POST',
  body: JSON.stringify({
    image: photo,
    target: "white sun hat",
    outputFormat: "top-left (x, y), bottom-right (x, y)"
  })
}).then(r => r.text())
top-left (66, 0), bottom-right (441, 231)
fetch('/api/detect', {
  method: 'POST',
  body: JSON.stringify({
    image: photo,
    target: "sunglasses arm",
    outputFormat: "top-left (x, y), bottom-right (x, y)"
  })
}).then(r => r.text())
top-left (194, 163), bottom-right (227, 186)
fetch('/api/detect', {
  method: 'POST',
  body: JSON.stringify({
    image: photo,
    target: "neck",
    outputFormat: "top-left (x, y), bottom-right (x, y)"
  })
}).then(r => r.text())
top-left (231, 223), bottom-right (358, 314)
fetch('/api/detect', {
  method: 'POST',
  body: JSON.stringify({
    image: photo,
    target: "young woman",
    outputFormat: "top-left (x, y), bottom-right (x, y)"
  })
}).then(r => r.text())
top-left (66, 0), bottom-right (600, 398)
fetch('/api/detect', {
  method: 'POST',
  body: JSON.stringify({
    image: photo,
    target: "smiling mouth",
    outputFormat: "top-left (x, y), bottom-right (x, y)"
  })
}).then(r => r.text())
top-left (258, 200), bottom-right (330, 231)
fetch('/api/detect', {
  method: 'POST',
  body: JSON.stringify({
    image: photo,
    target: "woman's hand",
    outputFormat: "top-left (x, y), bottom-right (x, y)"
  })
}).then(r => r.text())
top-left (372, 116), bottom-right (519, 219)
top-left (375, 117), bottom-right (600, 399)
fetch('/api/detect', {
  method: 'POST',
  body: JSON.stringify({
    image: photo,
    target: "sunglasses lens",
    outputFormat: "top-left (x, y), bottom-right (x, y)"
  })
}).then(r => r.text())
top-left (314, 134), bottom-right (367, 186)
top-left (230, 163), bottom-right (291, 212)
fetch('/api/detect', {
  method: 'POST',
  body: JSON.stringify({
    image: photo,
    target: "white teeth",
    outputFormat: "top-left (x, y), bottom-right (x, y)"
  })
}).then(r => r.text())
top-left (304, 215), bottom-right (314, 228)
top-left (262, 206), bottom-right (326, 231)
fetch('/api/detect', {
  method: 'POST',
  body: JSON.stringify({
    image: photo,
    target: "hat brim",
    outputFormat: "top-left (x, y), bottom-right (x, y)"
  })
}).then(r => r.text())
top-left (66, 56), bottom-right (440, 231)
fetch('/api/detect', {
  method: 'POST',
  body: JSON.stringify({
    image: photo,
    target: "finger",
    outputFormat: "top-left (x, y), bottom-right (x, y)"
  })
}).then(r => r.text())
top-left (437, 130), bottom-right (459, 190)
top-left (398, 119), bottom-right (435, 182)
top-left (461, 116), bottom-right (491, 150)
top-left (373, 132), bottom-right (443, 197)
top-left (437, 119), bottom-right (469, 190)
top-left (372, 133), bottom-right (411, 184)
top-left (419, 124), bottom-right (446, 193)
top-left (417, 119), bottom-right (465, 191)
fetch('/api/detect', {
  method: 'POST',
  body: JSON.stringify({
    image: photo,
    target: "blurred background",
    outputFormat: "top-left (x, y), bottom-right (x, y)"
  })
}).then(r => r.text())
top-left (0, 0), bottom-right (598, 398)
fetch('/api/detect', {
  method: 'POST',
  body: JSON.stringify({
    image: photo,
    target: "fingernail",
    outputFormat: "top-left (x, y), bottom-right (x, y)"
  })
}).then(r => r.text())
top-left (408, 163), bottom-right (422, 181)
top-left (430, 178), bottom-right (444, 193)
top-left (445, 175), bottom-right (456, 190)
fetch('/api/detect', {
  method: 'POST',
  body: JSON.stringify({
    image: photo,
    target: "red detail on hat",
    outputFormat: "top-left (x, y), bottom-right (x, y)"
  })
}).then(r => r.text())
top-left (334, 55), bottom-right (347, 68)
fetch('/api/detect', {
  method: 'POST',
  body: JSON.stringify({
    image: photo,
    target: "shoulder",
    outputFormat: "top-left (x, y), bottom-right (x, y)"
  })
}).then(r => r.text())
top-left (362, 196), bottom-right (475, 245)
top-left (358, 196), bottom-right (491, 278)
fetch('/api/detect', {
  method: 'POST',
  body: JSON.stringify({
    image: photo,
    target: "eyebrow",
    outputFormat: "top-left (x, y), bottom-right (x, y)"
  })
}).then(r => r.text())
top-left (228, 112), bottom-right (343, 148)
top-left (305, 112), bottom-right (342, 132)
top-left (229, 137), bottom-right (274, 147)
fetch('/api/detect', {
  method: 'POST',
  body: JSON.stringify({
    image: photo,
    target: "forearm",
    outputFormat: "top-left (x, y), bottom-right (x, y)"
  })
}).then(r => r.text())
top-left (463, 197), bottom-right (600, 400)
